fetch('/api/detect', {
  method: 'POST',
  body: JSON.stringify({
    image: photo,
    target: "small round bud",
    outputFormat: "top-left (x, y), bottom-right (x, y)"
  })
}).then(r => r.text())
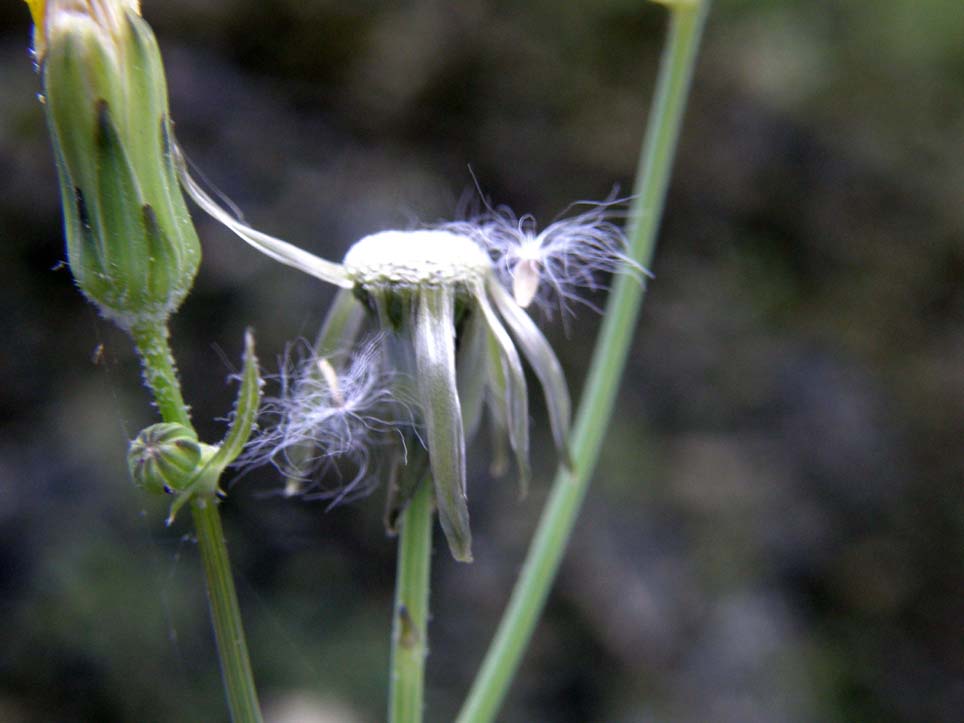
top-left (128, 423), bottom-right (202, 495)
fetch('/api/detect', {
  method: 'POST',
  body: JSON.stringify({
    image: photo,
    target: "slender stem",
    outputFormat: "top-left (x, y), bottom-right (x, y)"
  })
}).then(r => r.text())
top-left (455, 4), bottom-right (711, 722)
top-left (389, 480), bottom-right (435, 723)
top-left (132, 322), bottom-right (263, 723)
top-left (191, 499), bottom-right (263, 723)
top-left (131, 322), bottom-right (191, 427)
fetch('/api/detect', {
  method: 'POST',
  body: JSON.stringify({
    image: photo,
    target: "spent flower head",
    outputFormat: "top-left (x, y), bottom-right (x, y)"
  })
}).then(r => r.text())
top-left (178, 160), bottom-right (637, 562)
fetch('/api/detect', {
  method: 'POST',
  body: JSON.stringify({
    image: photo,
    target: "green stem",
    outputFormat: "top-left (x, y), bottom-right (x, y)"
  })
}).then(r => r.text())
top-left (455, 3), bottom-right (711, 722)
top-left (388, 480), bottom-right (435, 723)
top-left (132, 322), bottom-right (191, 428)
top-left (191, 499), bottom-right (263, 723)
top-left (132, 322), bottom-right (263, 723)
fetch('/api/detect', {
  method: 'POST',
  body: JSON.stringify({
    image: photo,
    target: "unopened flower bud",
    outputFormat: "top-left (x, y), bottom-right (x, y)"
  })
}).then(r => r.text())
top-left (128, 422), bottom-right (202, 495)
top-left (32, 0), bottom-right (200, 329)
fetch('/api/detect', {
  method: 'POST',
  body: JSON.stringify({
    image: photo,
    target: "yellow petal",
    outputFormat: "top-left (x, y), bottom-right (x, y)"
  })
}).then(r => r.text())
top-left (26, 1), bottom-right (144, 60)
top-left (23, 0), bottom-right (45, 28)
top-left (24, 0), bottom-right (46, 57)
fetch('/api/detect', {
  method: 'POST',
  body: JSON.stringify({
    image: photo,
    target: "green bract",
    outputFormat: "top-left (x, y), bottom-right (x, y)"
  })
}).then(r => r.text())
top-left (127, 330), bottom-right (263, 522)
top-left (40, 0), bottom-right (200, 329)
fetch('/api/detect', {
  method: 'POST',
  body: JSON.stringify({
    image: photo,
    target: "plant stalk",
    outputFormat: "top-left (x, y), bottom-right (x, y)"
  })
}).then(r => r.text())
top-left (388, 479), bottom-right (435, 723)
top-left (455, 3), bottom-right (711, 721)
top-left (191, 498), bottom-right (263, 723)
top-left (132, 323), bottom-right (192, 428)
top-left (132, 322), bottom-right (263, 723)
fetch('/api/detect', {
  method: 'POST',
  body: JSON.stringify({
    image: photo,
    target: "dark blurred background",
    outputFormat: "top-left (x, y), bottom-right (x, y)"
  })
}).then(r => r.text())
top-left (2, 1), bottom-right (963, 721)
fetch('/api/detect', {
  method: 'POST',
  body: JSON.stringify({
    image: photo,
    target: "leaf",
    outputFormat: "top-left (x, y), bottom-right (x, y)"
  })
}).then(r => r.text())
top-left (165, 330), bottom-right (262, 524)
top-left (208, 328), bottom-right (262, 471)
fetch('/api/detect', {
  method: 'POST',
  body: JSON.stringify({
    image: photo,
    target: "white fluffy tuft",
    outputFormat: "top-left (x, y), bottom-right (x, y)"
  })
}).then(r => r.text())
top-left (240, 335), bottom-right (409, 506)
top-left (444, 194), bottom-right (647, 316)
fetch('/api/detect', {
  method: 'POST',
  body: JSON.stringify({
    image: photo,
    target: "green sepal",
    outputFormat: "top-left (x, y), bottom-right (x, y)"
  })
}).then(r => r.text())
top-left (44, 22), bottom-right (105, 197)
top-left (124, 12), bottom-right (201, 311)
top-left (93, 99), bottom-right (150, 313)
top-left (44, 25), bottom-right (108, 301)
top-left (122, 13), bottom-right (169, 200)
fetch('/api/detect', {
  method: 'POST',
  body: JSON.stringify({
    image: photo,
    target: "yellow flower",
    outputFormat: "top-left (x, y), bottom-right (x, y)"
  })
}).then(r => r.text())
top-left (25, 0), bottom-right (142, 61)
top-left (23, 0), bottom-right (44, 27)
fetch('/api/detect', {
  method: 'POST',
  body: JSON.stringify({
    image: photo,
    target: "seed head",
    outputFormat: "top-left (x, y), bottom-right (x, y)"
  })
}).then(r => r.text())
top-left (176, 159), bottom-right (630, 561)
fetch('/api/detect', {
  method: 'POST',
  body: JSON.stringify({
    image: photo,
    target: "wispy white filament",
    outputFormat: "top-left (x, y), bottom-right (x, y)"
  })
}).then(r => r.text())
top-left (241, 336), bottom-right (408, 505)
top-left (445, 195), bottom-right (646, 314)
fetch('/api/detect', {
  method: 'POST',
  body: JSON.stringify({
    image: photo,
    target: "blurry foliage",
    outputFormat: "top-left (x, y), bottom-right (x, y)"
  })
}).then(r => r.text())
top-left (1, 1), bottom-right (962, 721)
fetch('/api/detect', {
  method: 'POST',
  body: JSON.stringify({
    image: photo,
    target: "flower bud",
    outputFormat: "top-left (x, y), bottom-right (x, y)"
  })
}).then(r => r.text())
top-left (128, 422), bottom-right (202, 495)
top-left (32, 0), bottom-right (200, 328)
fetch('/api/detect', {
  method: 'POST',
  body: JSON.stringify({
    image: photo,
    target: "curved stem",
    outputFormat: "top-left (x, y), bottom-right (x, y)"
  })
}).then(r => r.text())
top-left (389, 480), bottom-right (435, 723)
top-left (132, 322), bottom-right (263, 723)
top-left (455, 3), bottom-right (711, 721)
